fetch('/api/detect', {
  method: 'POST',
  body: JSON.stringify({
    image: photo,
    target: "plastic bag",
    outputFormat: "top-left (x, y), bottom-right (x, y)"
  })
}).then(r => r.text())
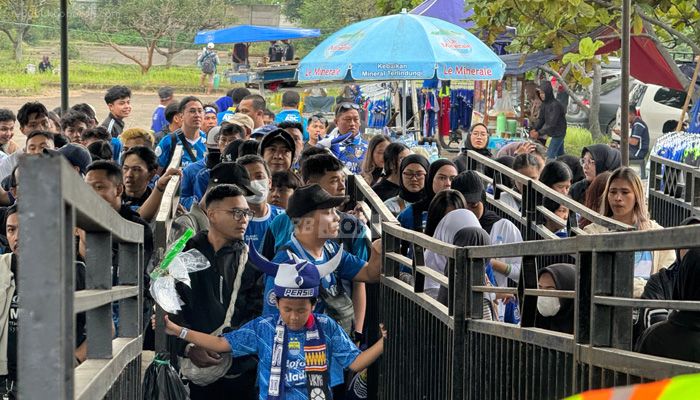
top-left (150, 249), bottom-right (211, 314)
top-left (142, 353), bottom-right (188, 400)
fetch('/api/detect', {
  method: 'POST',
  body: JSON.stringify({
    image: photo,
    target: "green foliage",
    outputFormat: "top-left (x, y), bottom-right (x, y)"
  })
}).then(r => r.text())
top-left (562, 126), bottom-right (610, 156)
top-left (375, 0), bottom-right (422, 14)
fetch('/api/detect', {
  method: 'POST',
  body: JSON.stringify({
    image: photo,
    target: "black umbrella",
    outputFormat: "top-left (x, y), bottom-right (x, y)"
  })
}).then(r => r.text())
top-left (142, 352), bottom-right (188, 400)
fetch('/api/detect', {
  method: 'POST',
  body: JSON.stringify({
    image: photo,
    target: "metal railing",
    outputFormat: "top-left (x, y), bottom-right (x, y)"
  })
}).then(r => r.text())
top-left (648, 154), bottom-right (700, 227)
top-left (378, 218), bottom-right (700, 399)
top-left (466, 150), bottom-right (633, 240)
top-left (18, 155), bottom-right (145, 399)
top-left (346, 174), bottom-right (399, 397)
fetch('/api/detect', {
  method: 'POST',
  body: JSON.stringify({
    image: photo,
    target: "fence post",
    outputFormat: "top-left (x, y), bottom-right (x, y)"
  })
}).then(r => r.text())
top-left (518, 255), bottom-right (539, 328)
top-left (18, 157), bottom-right (74, 399)
top-left (452, 246), bottom-right (468, 400)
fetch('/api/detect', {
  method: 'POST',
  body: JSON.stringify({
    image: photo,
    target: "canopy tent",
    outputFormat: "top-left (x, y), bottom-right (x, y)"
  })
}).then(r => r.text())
top-left (409, 0), bottom-right (474, 29)
top-left (498, 23), bottom-right (690, 92)
top-left (194, 25), bottom-right (320, 45)
top-left (594, 23), bottom-right (689, 91)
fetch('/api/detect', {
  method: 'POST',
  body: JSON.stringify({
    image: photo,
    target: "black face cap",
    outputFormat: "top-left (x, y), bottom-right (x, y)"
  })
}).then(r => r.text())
top-left (260, 128), bottom-right (296, 156)
top-left (286, 184), bottom-right (348, 219)
top-left (451, 171), bottom-right (485, 203)
top-left (207, 162), bottom-right (260, 196)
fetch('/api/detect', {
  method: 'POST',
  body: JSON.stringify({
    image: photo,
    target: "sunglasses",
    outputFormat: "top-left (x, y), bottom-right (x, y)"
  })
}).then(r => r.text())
top-left (310, 116), bottom-right (327, 124)
top-left (335, 102), bottom-right (360, 116)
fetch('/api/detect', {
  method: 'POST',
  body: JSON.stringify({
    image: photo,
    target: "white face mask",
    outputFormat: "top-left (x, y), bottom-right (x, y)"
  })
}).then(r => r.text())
top-left (246, 179), bottom-right (269, 205)
top-left (537, 296), bottom-right (561, 317)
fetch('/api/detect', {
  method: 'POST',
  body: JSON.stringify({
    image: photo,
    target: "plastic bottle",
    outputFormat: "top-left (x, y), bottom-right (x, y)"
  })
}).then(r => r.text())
top-left (150, 228), bottom-right (195, 280)
top-left (496, 112), bottom-right (507, 137)
top-left (430, 142), bottom-right (439, 162)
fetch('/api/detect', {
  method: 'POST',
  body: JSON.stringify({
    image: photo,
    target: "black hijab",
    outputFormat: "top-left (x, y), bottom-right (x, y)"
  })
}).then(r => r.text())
top-left (411, 159), bottom-right (456, 231)
top-left (398, 154), bottom-right (429, 203)
top-left (437, 227), bottom-right (491, 305)
top-left (462, 132), bottom-right (493, 158)
top-left (453, 226), bottom-right (491, 247)
top-left (535, 263), bottom-right (576, 334)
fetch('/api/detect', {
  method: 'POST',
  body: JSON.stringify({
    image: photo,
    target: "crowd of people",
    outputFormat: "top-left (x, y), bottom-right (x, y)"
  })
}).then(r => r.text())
top-left (0, 79), bottom-right (692, 399)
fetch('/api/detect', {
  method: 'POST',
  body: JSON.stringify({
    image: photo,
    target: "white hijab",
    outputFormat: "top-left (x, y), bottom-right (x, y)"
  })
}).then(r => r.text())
top-left (424, 209), bottom-right (480, 298)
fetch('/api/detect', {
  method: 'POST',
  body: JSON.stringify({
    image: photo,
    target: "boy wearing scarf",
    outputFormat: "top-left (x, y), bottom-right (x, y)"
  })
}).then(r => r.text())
top-left (161, 236), bottom-right (386, 399)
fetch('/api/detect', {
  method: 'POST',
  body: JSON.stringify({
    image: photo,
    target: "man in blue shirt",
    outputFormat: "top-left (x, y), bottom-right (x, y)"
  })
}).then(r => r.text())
top-left (151, 87), bottom-right (174, 133)
top-left (186, 123), bottom-right (246, 209)
top-left (628, 105), bottom-right (650, 161)
top-left (216, 87), bottom-right (251, 125)
top-left (319, 102), bottom-right (367, 174)
top-left (237, 154), bottom-right (284, 250)
top-left (261, 185), bottom-right (382, 326)
top-left (155, 96), bottom-right (207, 171)
top-left (274, 91), bottom-right (308, 140)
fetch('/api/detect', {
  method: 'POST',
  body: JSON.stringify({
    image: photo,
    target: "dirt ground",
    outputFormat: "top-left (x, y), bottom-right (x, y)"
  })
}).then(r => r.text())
top-left (1, 89), bottom-right (224, 146)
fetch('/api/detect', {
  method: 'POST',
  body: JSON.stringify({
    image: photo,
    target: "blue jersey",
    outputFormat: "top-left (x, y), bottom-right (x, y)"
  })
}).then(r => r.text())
top-left (151, 105), bottom-right (167, 133)
top-left (397, 205), bottom-right (427, 232)
top-left (193, 167), bottom-right (210, 204)
top-left (180, 159), bottom-right (206, 210)
top-left (263, 239), bottom-right (365, 315)
top-left (155, 131), bottom-right (207, 168)
top-left (224, 314), bottom-right (361, 400)
top-left (331, 136), bottom-right (368, 175)
top-left (275, 109), bottom-right (308, 141)
top-left (111, 137), bottom-right (122, 162)
top-left (246, 205), bottom-right (284, 251)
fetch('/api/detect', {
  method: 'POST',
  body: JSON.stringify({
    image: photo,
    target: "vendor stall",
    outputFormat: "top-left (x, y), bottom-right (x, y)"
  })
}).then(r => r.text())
top-left (194, 25), bottom-right (321, 91)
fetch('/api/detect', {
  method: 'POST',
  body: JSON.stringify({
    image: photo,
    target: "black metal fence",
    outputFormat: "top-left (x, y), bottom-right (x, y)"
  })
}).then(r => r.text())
top-left (648, 154), bottom-right (700, 227)
top-left (18, 155), bottom-right (145, 399)
top-left (465, 150), bottom-right (633, 240)
top-left (347, 174), bottom-right (399, 398)
top-left (378, 219), bottom-right (700, 399)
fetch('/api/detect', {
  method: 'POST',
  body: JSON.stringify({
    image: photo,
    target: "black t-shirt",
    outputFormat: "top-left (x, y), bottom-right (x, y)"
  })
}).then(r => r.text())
top-left (122, 187), bottom-right (152, 212)
top-left (5, 255), bottom-right (86, 382)
top-left (6, 256), bottom-right (17, 381)
top-left (371, 179), bottom-right (400, 202)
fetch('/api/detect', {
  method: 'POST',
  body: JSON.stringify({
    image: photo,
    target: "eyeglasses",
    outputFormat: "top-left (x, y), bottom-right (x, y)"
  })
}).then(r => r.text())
top-left (214, 208), bottom-right (255, 221)
top-left (580, 158), bottom-right (595, 167)
top-left (402, 171), bottom-right (426, 180)
top-left (335, 102), bottom-right (360, 116)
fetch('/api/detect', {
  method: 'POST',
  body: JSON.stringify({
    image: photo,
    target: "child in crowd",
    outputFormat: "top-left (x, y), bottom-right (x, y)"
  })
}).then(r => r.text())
top-left (161, 243), bottom-right (386, 399)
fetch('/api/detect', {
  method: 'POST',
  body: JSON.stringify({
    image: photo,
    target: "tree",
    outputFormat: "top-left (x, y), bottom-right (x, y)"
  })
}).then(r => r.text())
top-left (0, 0), bottom-right (51, 61)
top-left (81, 0), bottom-right (227, 73)
top-left (154, 3), bottom-right (223, 69)
top-left (375, 0), bottom-right (422, 15)
top-left (297, 0), bottom-right (381, 36)
top-left (468, 0), bottom-right (700, 137)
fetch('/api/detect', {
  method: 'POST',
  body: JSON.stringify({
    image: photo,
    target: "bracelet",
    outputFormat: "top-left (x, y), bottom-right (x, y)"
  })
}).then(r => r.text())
top-left (179, 327), bottom-right (189, 339)
top-left (504, 263), bottom-right (512, 277)
top-left (156, 185), bottom-right (165, 193)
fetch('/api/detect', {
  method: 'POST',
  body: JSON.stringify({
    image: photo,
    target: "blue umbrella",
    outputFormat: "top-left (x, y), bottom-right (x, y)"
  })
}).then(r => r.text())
top-left (297, 10), bottom-right (505, 82)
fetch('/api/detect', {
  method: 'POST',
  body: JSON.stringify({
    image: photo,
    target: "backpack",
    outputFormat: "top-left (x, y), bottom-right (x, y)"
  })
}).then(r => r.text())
top-left (201, 52), bottom-right (215, 74)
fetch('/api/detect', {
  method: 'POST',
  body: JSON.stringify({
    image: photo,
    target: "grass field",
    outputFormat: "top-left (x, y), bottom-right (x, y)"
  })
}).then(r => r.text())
top-left (0, 59), bottom-right (204, 95)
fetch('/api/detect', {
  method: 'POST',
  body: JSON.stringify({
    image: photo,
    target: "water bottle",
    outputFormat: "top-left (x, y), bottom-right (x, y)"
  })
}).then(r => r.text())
top-left (430, 142), bottom-right (439, 162)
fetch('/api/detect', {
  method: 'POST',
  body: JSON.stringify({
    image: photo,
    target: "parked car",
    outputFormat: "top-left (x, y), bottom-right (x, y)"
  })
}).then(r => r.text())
top-left (612, 83), bottom-right (689, 145)
top-left (566, 74), bottom-right (626, 134)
